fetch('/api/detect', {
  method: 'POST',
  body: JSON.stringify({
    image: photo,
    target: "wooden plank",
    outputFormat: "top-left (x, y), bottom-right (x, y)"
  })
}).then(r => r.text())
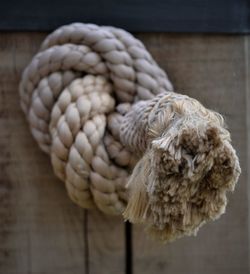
top-left (0, 33), bottom-right (87, 274)
top-left (0, 32), bottom-right (126, 274)
top-left (87, 211), bottom-right (125, 274)
top-left (0, 31), bottom-right (249, 274)
top-left (0, 0), bottom-right (249, 33)
top-left (245, 36), bottom-right (250, 267)
top-left (132, 34), bottom-right (249, 274)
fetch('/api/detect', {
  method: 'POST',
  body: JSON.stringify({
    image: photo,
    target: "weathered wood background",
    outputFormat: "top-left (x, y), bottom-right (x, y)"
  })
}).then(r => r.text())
top-left (0, 32), bottom-right (249, 274)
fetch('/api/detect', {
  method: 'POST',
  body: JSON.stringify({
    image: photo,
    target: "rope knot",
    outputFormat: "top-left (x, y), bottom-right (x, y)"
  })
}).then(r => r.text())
top-left (20, 23), bottom-right (240, 242)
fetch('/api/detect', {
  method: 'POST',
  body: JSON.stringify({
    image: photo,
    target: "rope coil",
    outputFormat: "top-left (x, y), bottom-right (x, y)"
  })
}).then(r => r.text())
top-left (20, 23), bottom-right (241, 242)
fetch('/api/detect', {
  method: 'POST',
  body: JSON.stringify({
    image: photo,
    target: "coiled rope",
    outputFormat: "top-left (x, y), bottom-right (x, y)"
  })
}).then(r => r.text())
top-left (20, 23), bottom-right (241, 242)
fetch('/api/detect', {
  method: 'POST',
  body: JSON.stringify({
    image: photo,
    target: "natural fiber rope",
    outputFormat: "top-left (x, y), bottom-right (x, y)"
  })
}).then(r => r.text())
top-left (20, 23), bottom-right (241, 242)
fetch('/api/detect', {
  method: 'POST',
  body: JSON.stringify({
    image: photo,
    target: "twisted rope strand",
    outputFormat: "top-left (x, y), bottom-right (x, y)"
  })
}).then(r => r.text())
top-left (20, 23), bottom-right (240, 242)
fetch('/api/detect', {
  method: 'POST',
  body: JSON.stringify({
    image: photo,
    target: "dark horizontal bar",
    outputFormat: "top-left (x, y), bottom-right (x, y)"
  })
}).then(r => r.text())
top-left (0, 0), bottom-right (249, 33)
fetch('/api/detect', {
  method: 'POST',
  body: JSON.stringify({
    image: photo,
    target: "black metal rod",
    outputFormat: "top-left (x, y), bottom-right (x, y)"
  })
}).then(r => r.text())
top-left (125, 221), bottom-right (133, 274)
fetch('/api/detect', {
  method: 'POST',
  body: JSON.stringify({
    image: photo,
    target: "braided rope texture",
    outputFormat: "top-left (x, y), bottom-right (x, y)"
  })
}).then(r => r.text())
top-left (19, 23), bottom-right (173, 215)
top-left (20, 23), bottom-right (241, 242)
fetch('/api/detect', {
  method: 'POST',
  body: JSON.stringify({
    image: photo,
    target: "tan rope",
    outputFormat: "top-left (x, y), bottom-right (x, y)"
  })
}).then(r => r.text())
top-left (20, 23), bottom-right (241, 242)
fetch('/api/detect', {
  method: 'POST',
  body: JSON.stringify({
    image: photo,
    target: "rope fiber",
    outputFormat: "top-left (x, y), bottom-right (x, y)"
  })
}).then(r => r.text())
top-left (20, 23), bottom-right (241, 242)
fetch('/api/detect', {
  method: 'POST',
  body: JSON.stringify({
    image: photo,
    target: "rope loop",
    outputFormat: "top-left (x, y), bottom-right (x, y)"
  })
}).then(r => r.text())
top-left (20, 23), bottom-right (240, 242)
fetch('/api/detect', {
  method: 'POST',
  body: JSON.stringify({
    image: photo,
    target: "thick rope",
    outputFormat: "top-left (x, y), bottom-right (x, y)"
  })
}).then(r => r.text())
top-left (20, 23), bottom-right (241, 242)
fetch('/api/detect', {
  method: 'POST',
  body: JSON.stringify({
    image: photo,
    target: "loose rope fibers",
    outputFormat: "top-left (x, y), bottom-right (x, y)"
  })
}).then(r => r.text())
top-left (20, 23), bottom-right (241, 243)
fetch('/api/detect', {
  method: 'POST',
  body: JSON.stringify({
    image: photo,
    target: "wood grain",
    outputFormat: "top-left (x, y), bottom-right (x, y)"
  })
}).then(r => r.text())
top-left (87, 211), bottom-right (125, 274)
top-left (0, 32), bottom-right (126, 274)
top-left (132, 33), bottom-right (249, 274)
top-left (245, 36), bottom-right (250, 268)
top-left (0, 32), bottom-right (249, 274)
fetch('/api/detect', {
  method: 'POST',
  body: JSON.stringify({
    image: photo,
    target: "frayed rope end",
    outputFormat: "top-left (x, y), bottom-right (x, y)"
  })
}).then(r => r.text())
top-left (123, 117), bottom-right (241, 243)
